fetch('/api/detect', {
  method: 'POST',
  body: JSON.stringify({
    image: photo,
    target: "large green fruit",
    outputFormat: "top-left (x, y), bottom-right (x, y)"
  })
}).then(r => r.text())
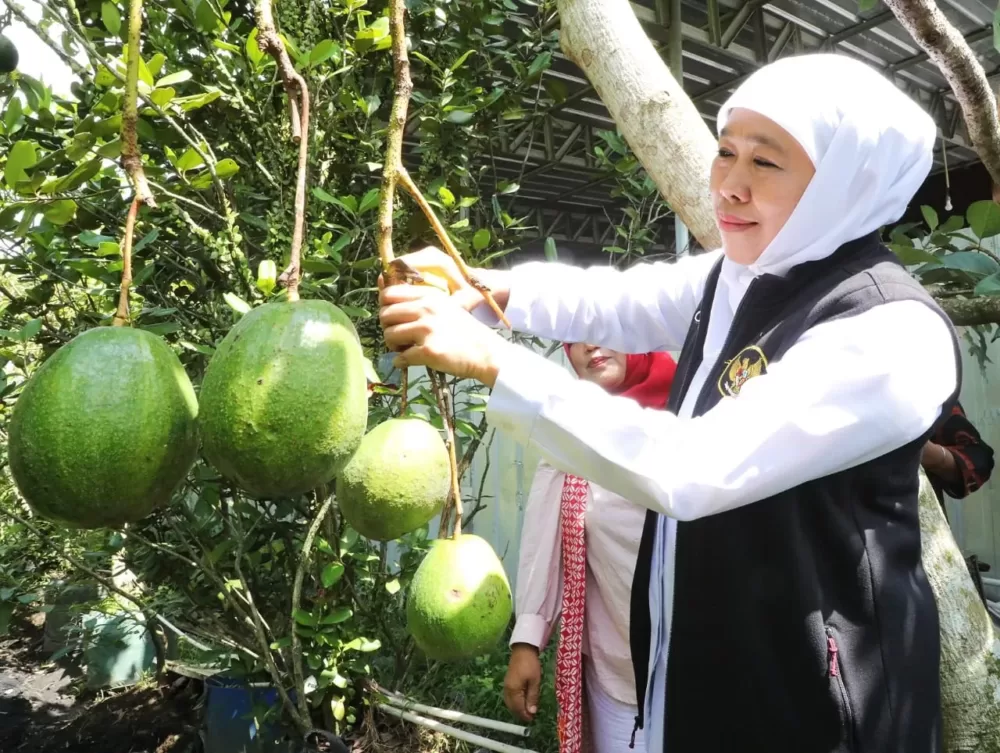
top-left (200, 299), bottom-right (368, 499)
top-left (406, 534), bottom-right (513, 661)
top-left (0, 36), bottom-right (18, 74)
top-left (9, 327), bottom-right (199, 529)
top-left (336, 417), bottom-right (449, 541)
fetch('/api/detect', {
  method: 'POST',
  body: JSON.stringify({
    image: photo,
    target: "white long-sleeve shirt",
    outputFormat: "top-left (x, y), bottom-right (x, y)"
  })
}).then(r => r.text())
top-left (511, 461), bottom-right (646, 706)
top-left (482, 255), bottom-right (957, 750)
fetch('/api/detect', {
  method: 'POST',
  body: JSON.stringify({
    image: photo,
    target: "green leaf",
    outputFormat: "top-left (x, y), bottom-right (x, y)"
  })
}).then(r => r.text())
top-left (301, 258), bottom-right (339, 275)
top-left (101, 2), bottom-right (122, 35)
top-left (938, 215), bottom-right (966, 234)
top-left (309, 39), bottom-right (340, 67)
top-left (174, 148), bottom-right (204, 173)
top-left (321, 606), bottom-right (352, 625)
top-left (437, 186), bottom-right (456, 208)
top-left (137, 57), bottom-right (154, 88)
top-left (446, 109), bottom-right (475, 124)
top-left (133, 228), bottom-right (159, 253)
top-left (472, 228), bottom-right (490, 251)
top-left (357, 188), bottom-right (381, 215)
top-left (19, 319), bottom-right (42, 341)
top-left (223, 292), bottom-right (251, 315)
top-left (312, 187), bottom-right (356, 214)
top-left (5, 141), bottom-right (37, 188)
top-left (544, 236), bottom-right (558, 261)
top-left (54, 158), bottom-right (102, 193)
top-left (498, 182), bottom-right (519, 195)
top-left (173, 90), bottom-right (222, 112)
top-left (156, 70), bottom-right (192, 88)
top-left (42, 200), bottom-right (77, 226)
top-left (920, 205), bottom-right (939, 231)
top-left (98, 138), bottom-right (123, 158)
top-left (215, 158), bottom-right (240, 178)
top-left (257, 260), bottom-right (277, 295)
top-left (974, 272), bottom-right (1000, 296)
top-left (449, 50), bottom-right (476, 72)
top-left (967, 200), bottom-right (1000, 239)
top-left (194, 0), bottom-right (221, 32)
top-left (888, 244), bottom-right (939, 267)
top-left (940, 251), bottom-right (1000, 277)
top-left (526, 51), bottom-right (552, 81)
top-left (293, 608), bottom-right (318, 627)
top-left (147, 52), bottom-right (167, 78)
top-left (321, 562), bottom-right (345, 588)
top-left (4, 96), bottom-right (23, 134)
top-left (97, 241), bottom-right (122, 256)
top-left (385, 579), bottom-right (401, 595)
top-left (246, 28), bottom-right (265, 68)
top-left (140, 321), bottom-right (181, 336)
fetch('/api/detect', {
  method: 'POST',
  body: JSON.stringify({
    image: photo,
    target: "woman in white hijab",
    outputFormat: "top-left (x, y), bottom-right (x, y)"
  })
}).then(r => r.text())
top-left (380, 54), bottom-right (957, 753)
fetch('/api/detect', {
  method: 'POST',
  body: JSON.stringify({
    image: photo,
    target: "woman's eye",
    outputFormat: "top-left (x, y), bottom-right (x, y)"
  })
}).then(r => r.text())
top-left (717, 148), bottom-right (734, 158)
top-left (754, 158), bottom-right (778, 168)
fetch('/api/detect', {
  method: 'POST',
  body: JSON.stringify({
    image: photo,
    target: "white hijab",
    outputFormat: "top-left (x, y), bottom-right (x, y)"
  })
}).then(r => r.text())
top-left (681, 53), bottom-right (937, 417)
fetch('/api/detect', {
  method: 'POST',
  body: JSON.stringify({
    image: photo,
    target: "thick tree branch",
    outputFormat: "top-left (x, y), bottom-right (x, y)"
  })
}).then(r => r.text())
top-left (557, 0), bottom-right (721, 249)
top-left (882, 0), bottom-right (1000, 186)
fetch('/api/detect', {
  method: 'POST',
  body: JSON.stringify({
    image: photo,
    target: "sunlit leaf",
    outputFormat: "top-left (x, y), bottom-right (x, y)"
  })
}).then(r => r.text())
top-left (101, 2), bottom-right (122, 35)
top-left (321, 562), bottom-right (345, 588)
top-left (293, 608), bottom-right (318, 627)
top-left (472, 228), bottom-right (490, 251)
top-left (967, 200), bottom-right (1000, 239)
top-left (42, 200), bottom-right (77, 226)
top-left (4, 141), bottom-right (37, 188)
top-left (156, 70), bottom-right (193, 88)
top-left (223, 292), bottom-right (251, 315)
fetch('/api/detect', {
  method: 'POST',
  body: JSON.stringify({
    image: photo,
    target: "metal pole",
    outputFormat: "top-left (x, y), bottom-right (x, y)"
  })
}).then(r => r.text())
top-left (668, 0), bottom-right (690, 256)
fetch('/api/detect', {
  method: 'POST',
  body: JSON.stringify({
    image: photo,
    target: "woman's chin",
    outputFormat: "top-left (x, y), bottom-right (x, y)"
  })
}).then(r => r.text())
top-left (721, 240), bottom-right (766, 266)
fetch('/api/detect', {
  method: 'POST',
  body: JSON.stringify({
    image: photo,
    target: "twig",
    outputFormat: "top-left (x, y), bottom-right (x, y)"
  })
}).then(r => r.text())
top-left (255, 0), bottom-right (310, 301)
top-left (290, 491), bottom-right (334, 722)
top-left (399, 369), bottom-right (409, 414)
top-left (113, 198), bottom-right (140, 326)
top-left (397, 169), bottom-right (510, 327)
top-left (430, 371), bottom-right (463, 539)
top-left (120, 0), bottom-right (154, 207)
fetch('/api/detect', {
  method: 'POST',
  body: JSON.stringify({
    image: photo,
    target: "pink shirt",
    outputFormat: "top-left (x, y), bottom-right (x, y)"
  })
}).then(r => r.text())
top-left (510, 461), bottom-right (646, 706)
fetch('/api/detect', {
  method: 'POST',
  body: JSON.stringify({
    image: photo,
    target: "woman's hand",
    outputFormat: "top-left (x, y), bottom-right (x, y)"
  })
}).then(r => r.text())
top-left (378, 246), bottom-right (511, 314)
top-left (379, 283), bottom-right (510, 387)
top-left (504, 644), bottom-right (542, 722)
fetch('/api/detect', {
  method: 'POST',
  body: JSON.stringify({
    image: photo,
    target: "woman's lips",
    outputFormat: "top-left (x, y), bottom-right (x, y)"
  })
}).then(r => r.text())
top-left (589, 356), bottom-right (609, 369)
top-left (717, 213), bottom-right (757, 233)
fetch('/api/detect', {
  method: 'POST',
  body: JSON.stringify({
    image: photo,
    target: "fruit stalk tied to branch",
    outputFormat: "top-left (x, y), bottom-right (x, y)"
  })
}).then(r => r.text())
top-left (255, 0), bottom-right (310, 302)
top-left (430, 371), bottom-right (464, 539)
top-left (114, 0), bottom-right (156, 327)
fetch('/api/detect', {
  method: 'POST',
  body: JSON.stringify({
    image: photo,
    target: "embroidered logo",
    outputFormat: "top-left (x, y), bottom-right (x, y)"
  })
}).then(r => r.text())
top-left (718, 345), bottom-right (768, 397)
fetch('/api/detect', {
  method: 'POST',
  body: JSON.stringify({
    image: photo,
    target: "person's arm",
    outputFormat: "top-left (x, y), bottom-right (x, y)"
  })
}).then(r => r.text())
top-left (489, 252), bottom-right (722, 354)
top-left (923, 406), bottom-right (995, 498)
top-left (486, 301), bottom-right (957, 520)
top-left (393, 246), bottom-right (722, 354)
top-left (505, 462), bottom-right (564, 723)
top-left (510, 461), bottom-right (564, 650)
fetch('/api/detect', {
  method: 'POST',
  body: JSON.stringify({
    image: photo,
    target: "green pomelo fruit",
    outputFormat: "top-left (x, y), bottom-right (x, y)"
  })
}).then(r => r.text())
top-left (9, 327), bottom-right (199, 529)
top-left (0, 36), bottom-right (18, 74)
top-left (336, 417), bottom-right (449, 541)
top-left (200, 299), bottom-right (368, 499)
top-left (406, 534), bottom-right (513, 661)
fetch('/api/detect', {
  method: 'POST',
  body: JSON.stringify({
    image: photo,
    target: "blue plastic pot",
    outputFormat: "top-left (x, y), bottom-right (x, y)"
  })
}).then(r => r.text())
top-left (204, 676), bottom-right (296, 753)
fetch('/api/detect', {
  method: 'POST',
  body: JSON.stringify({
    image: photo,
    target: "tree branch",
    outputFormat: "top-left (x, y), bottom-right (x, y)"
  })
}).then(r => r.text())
top-left (430, 371), bottom-right (463, 539)
top-left (290, 491), bottom-right (334, 723)
top-left (882, 0), bottom-right (1000, 186)
top-left (255, 0), bottom-right (310, 301)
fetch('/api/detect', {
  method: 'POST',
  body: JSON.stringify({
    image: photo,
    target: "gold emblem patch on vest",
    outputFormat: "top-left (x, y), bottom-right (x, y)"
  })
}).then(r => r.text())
top-left (718, 345), bottom-right (768, 397)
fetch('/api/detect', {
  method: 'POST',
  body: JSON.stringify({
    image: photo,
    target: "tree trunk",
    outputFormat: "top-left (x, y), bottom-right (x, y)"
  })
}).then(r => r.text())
top-left (917, 470), bottom-right (1000, 753)
top-left (558, 0), bottom-right (721, 249)
top-left (881, 0), bottom-right (1000, 187)
top-left (557, 0), bottom-right (1000, 747)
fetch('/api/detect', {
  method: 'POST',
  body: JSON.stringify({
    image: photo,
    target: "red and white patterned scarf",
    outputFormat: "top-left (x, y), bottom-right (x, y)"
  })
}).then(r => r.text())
top-left (554, 346), bottom-right (676, 753)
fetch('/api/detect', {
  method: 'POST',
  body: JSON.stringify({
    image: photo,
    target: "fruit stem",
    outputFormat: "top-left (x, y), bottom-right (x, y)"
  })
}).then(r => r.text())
top-left (113, 197), bottom-right (140, 326)
top-left (396, 169), bottom-right (510, 328)
top-left (430, 370), bottom-right (463, 539)
top-left (255, 0), bottom-right (310, 302)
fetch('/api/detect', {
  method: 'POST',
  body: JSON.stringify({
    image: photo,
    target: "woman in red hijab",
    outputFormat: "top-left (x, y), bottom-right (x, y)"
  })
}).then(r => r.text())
top-left (503, 344), bottom-right (675, 752)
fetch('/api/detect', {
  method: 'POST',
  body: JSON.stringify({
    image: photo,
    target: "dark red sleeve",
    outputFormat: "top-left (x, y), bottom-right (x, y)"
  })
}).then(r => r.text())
top-left (932, 403), bottom-right (995, 499)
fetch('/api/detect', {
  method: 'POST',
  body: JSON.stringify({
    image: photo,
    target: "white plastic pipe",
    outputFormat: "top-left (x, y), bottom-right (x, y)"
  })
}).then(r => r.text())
top-left (377, 686), bottom-right (529, 737)
top-left (377, 703), bottom-right (537, 753)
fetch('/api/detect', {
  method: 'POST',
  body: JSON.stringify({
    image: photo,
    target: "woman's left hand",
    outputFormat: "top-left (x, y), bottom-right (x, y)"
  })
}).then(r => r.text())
top-left (379, 282), bottom-right (509, 387)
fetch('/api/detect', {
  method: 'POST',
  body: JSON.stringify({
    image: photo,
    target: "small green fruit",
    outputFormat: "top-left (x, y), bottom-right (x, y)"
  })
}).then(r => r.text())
top-left (406, 534), bottom-right (513, 661)
top-left (336, 417), bottom-right (449, 541)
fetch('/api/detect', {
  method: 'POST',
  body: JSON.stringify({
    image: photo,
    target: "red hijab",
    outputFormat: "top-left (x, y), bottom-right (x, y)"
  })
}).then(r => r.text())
top-left (562, 343), bottom-right (676, 409)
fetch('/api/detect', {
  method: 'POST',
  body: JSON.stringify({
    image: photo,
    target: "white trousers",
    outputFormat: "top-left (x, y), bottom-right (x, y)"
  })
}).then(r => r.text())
top-left (585, 659), bottom-right (645, 752)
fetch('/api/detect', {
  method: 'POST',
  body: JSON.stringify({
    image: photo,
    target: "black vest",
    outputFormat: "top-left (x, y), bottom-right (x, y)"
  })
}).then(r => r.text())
top-left (629, 234), bottom-right (960, 753)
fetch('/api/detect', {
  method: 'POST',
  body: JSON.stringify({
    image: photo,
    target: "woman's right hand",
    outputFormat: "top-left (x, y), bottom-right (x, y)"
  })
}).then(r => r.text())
top-left (378, 246), bottom-right (510, 314)
top-left (504, 643), bottom-right (542, 722)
